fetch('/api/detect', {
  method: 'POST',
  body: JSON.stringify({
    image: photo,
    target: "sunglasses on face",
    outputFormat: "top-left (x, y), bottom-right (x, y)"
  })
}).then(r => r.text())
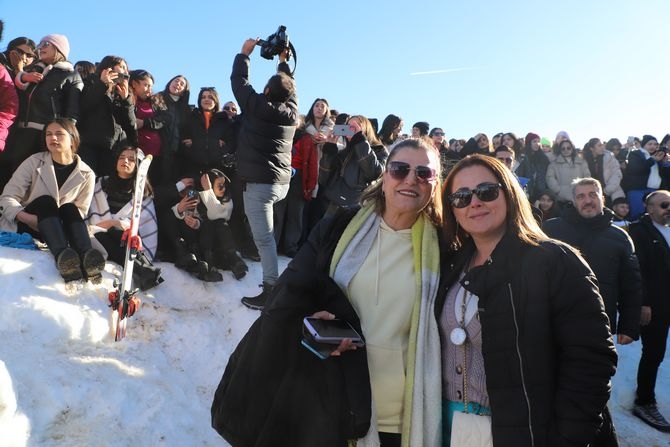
top-left (659, 202), bottom-right (670, 210)
top-left (448, 182), bottom-right (503, 208)
top-left (433, 132), bottom-right (445, 136)
top-left (387, 161), bottom-right (437, 183)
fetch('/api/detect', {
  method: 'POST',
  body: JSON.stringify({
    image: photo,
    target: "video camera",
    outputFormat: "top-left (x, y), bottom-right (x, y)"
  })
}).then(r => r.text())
top-left (257, 25), bottom-right (290, 60)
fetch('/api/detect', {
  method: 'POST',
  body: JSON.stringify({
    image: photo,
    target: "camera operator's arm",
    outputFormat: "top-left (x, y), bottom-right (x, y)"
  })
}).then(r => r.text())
top-left (241, 38), bottom-right (259, 56)
top-left (231, 39), bottom-right (260, 115)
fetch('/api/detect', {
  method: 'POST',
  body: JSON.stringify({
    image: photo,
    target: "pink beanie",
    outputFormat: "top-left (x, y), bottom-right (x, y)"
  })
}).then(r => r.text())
top-left (40, 34), bottom-right (70, 59)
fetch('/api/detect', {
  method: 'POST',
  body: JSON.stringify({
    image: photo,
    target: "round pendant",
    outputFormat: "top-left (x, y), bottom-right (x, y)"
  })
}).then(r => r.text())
top-left (450, 327), bottom-right (467, 345)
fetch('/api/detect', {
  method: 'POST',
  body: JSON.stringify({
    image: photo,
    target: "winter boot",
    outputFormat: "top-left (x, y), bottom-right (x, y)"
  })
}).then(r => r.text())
top-left (225, 250), bottom-right (248, 280)
top-left (196, 260), bottom-right (223, 282)
top-left (174, 238), bottom-right (198, 272)
top-left (38, 217), bottom-right (83, 282)
top-left (132, 251), bottom-right (164, 291)
top-left (67, 220), bottom-right (105, 283)
top-left (241, 282), bottom-right (273, 310)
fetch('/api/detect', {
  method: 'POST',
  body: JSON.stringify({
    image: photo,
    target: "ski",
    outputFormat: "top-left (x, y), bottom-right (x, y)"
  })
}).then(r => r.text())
top-left (108, 154), bottom-right (152, 341)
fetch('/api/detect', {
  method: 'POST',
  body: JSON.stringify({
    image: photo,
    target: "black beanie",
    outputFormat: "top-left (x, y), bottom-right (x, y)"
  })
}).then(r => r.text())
top-left (641, 135), bottom-right (657, 149)
top-left (413, 121), bottom-right (430, 136)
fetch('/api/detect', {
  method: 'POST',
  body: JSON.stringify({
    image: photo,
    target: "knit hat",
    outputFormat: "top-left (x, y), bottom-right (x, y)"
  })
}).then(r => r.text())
top-left (39, 34), bottom-right (70, 59)
top-left (540, 137), bottom-right (551, 146)
top-left (412, 121), bottom-right (430, 136)
top-left (641, 134), bottom-right (657, 149)
top-left (525, 132), bottom-right (540, 144)
top-left (556, 130), bottom-right (570, 141)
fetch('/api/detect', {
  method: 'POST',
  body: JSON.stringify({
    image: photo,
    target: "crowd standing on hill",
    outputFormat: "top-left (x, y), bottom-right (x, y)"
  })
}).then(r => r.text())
top-left (1, 22), bottom-right (669, 446)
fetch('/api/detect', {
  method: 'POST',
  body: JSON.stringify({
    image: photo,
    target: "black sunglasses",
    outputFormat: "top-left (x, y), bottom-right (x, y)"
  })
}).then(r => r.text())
top-left (448, 182), bottom-right (503, 208)
top-left (387, 161), bottom-right (436, 183)
top-left (660, 202), bottom-right (670, 210)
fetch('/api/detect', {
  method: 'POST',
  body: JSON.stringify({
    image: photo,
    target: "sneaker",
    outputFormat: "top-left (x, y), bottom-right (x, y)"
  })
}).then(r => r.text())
top-left (633, 403), bottom-right (670, 432)
top-left (241, 283), bottom-right (273, 310)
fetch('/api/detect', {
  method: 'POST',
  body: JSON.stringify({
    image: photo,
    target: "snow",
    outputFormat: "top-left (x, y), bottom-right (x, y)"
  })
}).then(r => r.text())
top-left (0, 245), bottom-right (668, 446)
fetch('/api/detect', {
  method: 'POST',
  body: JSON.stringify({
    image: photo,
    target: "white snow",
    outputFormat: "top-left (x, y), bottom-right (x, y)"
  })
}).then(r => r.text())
top-left (0, 245), bottom-right (667, 446)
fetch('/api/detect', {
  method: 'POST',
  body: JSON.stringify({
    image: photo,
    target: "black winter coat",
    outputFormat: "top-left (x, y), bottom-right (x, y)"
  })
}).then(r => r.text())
top-left (437, 233), bottom-right (617, 447)
top-left (516, 149), bottom-right (550, 201)
top-left (17, 61), bottom-right (82, 125)
top-left (629, 215), bottom-right (670, 323)
top-left (178, 109), bottom-right (236, 179)
top-left (230, 54), bottom-right (298, 185)
top-left (542, 206), bottom-right (642, 339)
top-left (621, 150), bottom-right (654, 192)
top-left (78, 77), bottom-right (137, 150)
top-left (211, 209), bottom-right (372, 447)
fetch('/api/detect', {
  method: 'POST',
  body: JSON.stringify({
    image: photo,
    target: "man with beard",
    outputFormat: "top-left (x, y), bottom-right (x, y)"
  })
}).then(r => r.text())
top-left (543, 177), bottom-right (642, 344)
top-left (628, 190), bottom-right (670, 432)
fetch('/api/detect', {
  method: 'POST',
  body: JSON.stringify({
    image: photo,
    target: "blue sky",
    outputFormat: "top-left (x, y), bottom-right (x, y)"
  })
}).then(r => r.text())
top-left (2, 0), bottom-right (667, 147)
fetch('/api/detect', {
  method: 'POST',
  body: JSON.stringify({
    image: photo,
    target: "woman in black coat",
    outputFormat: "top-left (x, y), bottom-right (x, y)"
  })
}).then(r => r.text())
top-left (439, 155), bottom-right (617, 446)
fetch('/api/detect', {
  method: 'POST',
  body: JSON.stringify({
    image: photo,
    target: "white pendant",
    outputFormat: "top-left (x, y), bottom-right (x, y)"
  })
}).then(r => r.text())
top-left (450, 327), bottom-right (467, 345)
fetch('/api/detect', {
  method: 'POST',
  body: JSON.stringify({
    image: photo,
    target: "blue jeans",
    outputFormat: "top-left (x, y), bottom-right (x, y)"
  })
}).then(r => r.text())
top-left (243, 182), bottom-right (289, 285)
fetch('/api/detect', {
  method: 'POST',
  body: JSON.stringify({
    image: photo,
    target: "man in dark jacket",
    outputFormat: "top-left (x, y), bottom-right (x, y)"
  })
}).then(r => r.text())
top-left (230, 38), bottom-right (298, 310)
top-left (628, 190), bottom-right (670, 432)
top-left (543, 177), bottom-right (642, 344)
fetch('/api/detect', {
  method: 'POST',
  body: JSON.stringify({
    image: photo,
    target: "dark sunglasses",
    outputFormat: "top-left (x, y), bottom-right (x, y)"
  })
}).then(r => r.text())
top-left (387, 161), bottom-right (436, 183)
top-left (433, 132), bottom-right (445, 136)
top-left (660, 202), bottom-right (670, 210)
top-left (448, 182), bottom-right (503, 208)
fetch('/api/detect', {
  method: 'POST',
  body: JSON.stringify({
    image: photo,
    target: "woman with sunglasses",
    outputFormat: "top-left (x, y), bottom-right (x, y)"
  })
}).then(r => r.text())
top-left (319, 114), bottom-right (388, 216)
top-left (438, 154), bottom-right (617, 446)
top-left (213, 139), bottom-right (443, 446)
top-left (0, 36), bottom-right (36, 80)
top-left (6, 34), bottom-right (83, 179)
top-left (545, 139), bottom-right (591, 206)
top-left (86, 146), bottom-right (163, 291)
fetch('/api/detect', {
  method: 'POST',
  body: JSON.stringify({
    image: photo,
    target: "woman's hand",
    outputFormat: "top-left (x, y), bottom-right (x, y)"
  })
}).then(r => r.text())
top-left (184, 215), bottom-right (200, 230)
top-left (16, 211), bottom-right (38, 232)
top-left (21, 71), bottom-right (43, 84)
top-left (177, 195), bottom-right (199, 214)
top-left (310, 311), bottom-right (358, 357)
top-left (201, 173), bottom-right (212, 191)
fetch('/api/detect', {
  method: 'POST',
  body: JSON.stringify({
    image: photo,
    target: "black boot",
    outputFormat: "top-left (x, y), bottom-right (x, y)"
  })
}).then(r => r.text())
top-left (132, 251), bottom-right (164, 291)
top-left (67, 220), bottom-right (105, 283)
top-left (241, 282), bottom-right (273, 310)
top-left (197, 250), bottom-right (223, 282)
top-left (174, 238), bottom-right (197, 272)
top-left (224, 250), bottom-right (248, 280)
top-left (38, 217), bottom-right (83, 282)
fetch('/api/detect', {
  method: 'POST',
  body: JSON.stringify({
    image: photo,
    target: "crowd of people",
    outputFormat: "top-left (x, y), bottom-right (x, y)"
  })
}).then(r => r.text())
top-left (1, 23), bottom-right (669, 447)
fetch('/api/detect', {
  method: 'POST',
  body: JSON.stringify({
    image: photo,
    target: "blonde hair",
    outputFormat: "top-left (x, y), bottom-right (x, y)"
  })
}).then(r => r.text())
top-left (348, 115), bottom-right (383, 147)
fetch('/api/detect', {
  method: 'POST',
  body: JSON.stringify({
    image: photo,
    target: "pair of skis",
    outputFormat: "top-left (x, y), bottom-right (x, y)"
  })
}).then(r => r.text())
top-left (109, 155), bottom-right (152, 341)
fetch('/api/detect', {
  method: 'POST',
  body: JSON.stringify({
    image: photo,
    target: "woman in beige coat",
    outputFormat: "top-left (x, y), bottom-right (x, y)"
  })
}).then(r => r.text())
top-left (0, 118), bottom-right (104, 282)
top-left (545, 139), bottom-right (592, 205)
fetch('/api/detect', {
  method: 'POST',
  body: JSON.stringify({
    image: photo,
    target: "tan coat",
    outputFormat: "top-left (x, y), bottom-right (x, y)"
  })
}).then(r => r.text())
top-left (0, 152), bottom-right (95, 231)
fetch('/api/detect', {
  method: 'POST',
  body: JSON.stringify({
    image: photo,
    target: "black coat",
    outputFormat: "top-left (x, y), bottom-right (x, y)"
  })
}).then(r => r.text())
top-left (437, 233), bottom-right (617, 447)
top-left (516, 149), bottom-right (550, 201)
top-left (211, 209), bottom-right (372, 447)
top-left (621, 150), bottom-right (654, 192)
top-left (542, 206), bottom-right (642, 339)
top-left (230, 54), bottom-right (298, 185)
top-left (629, 215), bottom-right (670, 322)
top-left (178, 109), bottom-right (236, 179)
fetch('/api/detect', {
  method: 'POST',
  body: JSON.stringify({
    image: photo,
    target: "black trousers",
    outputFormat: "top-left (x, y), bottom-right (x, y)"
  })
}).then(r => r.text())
top-left (17, 196), bottom-right (83, 238)
top-left (636, 315), bottom-right (670, 405)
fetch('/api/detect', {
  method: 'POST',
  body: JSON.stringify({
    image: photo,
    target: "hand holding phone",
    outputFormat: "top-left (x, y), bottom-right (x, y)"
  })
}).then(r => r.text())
top-left (302, 316), bottom-right (364, 346)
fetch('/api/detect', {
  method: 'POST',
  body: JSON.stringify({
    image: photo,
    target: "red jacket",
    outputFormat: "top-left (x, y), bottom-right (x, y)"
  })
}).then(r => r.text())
top-left (292, 133), bottom-right (319, 200)
top-left (0, 65), bottom-right (18, 152)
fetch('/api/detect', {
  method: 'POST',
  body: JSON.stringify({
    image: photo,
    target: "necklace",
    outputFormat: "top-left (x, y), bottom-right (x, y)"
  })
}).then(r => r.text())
top-left (450, 285), bottom-right (474, 346)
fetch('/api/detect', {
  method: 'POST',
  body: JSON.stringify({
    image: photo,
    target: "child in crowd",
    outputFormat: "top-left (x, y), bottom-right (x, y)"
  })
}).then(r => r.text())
top-left (536, 190), bottom-right (560, 221)
top-left (611, 197), bottom-right (632, 231)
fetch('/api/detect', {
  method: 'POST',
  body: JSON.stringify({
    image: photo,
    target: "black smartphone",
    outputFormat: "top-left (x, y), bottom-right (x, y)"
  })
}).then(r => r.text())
top-left (302, 317), bottom-right (364, 346)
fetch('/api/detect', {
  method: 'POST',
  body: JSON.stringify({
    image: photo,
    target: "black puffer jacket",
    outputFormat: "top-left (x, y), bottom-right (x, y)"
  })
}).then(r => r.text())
top-left (629, 215), bottom-right (670, 322)
top-left (437, 233), bottom-right (617, 447)
top-left (542, 205), bottom-right (642, 339)
top-left (211, 209), bottom-right (372, 447)
top-left (230, 54), bottom-right (298, 184)
top-left (16, 61), bottom-right (82, 124)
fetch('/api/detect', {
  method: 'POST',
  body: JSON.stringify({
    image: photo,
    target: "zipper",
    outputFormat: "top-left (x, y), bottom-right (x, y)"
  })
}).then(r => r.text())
top-left (507, 283), bottom-right (535, 447)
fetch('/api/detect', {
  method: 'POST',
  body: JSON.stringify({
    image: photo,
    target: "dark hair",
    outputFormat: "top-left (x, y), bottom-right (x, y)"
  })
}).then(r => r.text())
top-left (554, 139), bottom-right (577, 161)
top-left (605, 138), bottom-right (621, 152)
top-left (197, 87), bottom-right (220, 112)
top-left (377, 114), bottom-right (403, 146)
top-left (44, 118), bottom-right (81, 154)
top-left (74, 60), bottom-right (95, 79)
top-left (412, 121), bottom-right (430, 136)
top-left (359, 139), bottom-right (442, 228)
top-left (304, 98), bottom-right (333, 129)
top-left (442, 154), bottom-right (546, 251)
top-left (207, 168), bottom-right (232, 203)
top-left (130, 69), bottom-right (154, 83)
top-left (501, 132), bottom-right (523, 156)
top-left (334, 113), bottom-right (350, 125)
top-left (96, 55), bottom-right (127, 76)
top-left (115, 146), bottom-right (153, 198)
top-left (5, 36), bottom-right (36, 54)
top-left (265, 72), bottom-right (295, 102)
top-left (494, 144), bottom-right (514, 156)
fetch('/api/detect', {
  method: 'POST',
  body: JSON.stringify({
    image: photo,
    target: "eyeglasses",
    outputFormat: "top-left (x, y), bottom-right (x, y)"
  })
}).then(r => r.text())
top-left (14, 47), bottom-right (35, 58)
top-left (433, 132), bottom-right (445, 136)
top-left (387, 161), bottom-right (437, 183)
top-left (223, 106), bottom-right (237, 112)
top-left (448, 182), bottom-right (503, 208)
top-left (37, 41), bottom-right (52, 49)
top-left (660, 202), bottom-right (670, 210)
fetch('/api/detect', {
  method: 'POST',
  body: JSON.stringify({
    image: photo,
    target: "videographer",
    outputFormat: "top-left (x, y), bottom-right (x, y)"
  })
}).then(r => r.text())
top-left (231, 37), bottom-right (298, 310)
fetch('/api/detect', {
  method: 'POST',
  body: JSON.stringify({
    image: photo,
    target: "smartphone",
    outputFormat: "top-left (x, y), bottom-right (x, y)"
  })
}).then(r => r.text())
top-left (300, 338), bottom-right (333, 360)
top-left (332, 124), bottom-right (355, 137)
top-left (113, 72), bottom-right (130, 84)
top-left (302, 317), bottom-right (364, 346)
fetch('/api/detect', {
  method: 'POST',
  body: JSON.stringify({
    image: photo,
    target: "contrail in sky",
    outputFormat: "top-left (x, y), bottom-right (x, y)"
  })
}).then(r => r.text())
top-left (410, 67), bottom-right (479, 76)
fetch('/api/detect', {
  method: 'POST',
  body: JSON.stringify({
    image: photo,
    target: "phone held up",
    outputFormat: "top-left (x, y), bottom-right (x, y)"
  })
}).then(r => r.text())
top-left (332, 124), bottom-right (355, 137)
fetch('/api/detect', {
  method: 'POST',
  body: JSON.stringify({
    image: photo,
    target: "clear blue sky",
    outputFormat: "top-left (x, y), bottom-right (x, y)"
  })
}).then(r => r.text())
top-left (2, 0), bottom-right (667, 147)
